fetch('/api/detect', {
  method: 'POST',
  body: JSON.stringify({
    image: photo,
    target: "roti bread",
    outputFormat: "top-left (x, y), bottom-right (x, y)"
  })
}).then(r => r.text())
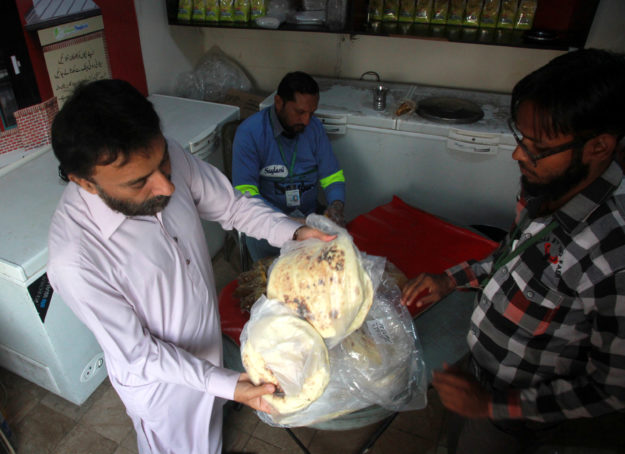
top-left (241, 314), bottom-right (330, 414)
top-left (266, 235), bottom-right (374, 340)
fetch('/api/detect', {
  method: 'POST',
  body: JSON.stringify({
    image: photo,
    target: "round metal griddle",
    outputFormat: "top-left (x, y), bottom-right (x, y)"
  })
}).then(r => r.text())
top-left (417, 96), bottom-right (484, 124)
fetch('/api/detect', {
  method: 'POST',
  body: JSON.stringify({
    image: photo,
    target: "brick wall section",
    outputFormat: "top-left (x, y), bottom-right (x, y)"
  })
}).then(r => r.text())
top-left (13, 98), bottom-right (59, 151)
top-left (0, 128), bottom-right (23, 155)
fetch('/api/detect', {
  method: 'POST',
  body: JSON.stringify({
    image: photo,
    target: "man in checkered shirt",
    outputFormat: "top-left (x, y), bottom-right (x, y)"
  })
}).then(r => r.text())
top-left (402, 48), bottom-right (625, 452)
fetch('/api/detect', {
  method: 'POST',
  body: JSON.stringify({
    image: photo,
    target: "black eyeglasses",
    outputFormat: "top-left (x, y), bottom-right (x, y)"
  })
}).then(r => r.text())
top-left (507, 118), bottom-right (588, 165)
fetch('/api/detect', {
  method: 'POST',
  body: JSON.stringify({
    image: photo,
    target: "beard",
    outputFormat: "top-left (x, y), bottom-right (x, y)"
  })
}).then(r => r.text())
top-left (96, 186), bottom-right (171, 216)
top-left (276, 110), bottom-right (305, 138)
top-left (521, 148), bottom-right (589, 202)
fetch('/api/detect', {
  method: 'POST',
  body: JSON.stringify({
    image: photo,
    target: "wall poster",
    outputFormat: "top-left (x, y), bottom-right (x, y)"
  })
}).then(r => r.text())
top-left (42, 30), bottom-right (111, 108)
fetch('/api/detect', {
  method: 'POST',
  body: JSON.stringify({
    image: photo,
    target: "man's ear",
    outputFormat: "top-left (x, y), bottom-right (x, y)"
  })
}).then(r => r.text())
top-left (274, 94), bottom-right (283, 111)
top-left (586, 133), bottom-right (617, 162)
top-left (68, 174), bottom-right (98, 194)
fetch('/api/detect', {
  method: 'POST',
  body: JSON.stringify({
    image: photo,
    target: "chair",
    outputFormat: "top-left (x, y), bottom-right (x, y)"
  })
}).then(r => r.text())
top-left (221, 119), bottom-right (251, 272)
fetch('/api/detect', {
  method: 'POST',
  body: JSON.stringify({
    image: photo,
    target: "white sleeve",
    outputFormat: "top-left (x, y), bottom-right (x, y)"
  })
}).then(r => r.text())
top-left (170, 139), bottom-right (301, 247)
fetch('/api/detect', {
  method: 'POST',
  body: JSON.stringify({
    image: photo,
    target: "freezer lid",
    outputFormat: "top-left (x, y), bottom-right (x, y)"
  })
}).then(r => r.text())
top-left (148, 94), bottom-right (240, 151)
top-left (0, 147), bottom-right (65, 283)
top-left (396, 84), bottom-right (515, 144)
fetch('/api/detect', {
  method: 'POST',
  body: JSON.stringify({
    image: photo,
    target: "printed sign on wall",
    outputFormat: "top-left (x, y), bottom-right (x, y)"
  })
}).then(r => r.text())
top-left (42, 30), bottom-right (111, 108)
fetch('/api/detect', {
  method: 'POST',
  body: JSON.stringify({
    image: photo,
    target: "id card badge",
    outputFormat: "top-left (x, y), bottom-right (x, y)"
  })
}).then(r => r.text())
top-left (285, 188), bottom-right (301, 207)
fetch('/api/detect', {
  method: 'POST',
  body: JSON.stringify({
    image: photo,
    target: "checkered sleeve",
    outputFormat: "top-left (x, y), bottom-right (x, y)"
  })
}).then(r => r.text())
top-left (446, 254), bottom-right (496, 289)
top-left (490, 270), bottom-right (625, 422)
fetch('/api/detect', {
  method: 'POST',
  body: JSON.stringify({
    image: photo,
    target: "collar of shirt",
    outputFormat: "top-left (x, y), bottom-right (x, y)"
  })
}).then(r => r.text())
top-left (521, 160), bottom-right (624, 235)
top-left (78, 184), bottom-right (160, 240)
top-left (269, 105), bottom-right (285, 139)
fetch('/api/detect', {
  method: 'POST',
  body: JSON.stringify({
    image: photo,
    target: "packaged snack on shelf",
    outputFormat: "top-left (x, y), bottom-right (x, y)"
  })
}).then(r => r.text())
top-left (430, 0), bottom-right (449, 24)
top-left (177, 0), bottom-right (193, 20)
top-left (447, 0), bottom-right (466, 25)
top-left (220, 0), bottom-right (235, 21)
top-left (398, 0), bottom-right (416, 22)
top-left (414, 0), bottom-right (433, 23)
top-left (462, 0), bottom-right (481, 26)
top-left (497, 0), bottom-right (517, 28)
top-left (206, 0), bottom-right (220, 21)
top-left (479, 0), bottom-right (500, 28)
top-left (192, 0), bottom-right (207, 21)
top-left (234, 0), bottom-right (251, 22)
top-left (515, 0), bottom-right (537, 30)
top-left (382, 0), bottom-right (400, 22)
top-left (369, 0), bottom-right (384, 22)
top-left (251, 0), bottom-right (266, 19)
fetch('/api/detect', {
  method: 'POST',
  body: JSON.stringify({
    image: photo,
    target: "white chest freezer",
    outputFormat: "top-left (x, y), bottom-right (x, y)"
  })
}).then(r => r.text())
top-left (0, 147), bottom-right (107, 405)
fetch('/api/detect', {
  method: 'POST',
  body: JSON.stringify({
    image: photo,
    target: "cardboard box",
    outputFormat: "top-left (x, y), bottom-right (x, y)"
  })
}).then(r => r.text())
top-left (221, 89), bottom-right (266, 119)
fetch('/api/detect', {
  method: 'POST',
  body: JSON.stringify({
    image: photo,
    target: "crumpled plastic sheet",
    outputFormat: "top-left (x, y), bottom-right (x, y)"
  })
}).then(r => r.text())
top-left (242, 214), bottom-right (428, 427)
top-left (174, 46), bottom-right (252, 102)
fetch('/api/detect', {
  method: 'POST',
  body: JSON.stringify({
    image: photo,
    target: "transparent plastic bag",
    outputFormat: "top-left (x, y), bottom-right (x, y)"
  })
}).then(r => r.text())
top-left (253, 257), bottom-right (427, 427)
top-left (335, 275), bottom-right (427, 411)
top-left (243, 215), bottom-right (427, 427)
top-left (266, 214), bottom-right (384, 348)
top-left (174, 46), bottom-right (252, 102)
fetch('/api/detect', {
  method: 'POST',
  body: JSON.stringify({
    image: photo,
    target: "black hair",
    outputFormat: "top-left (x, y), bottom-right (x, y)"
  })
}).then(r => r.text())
top-left (511, 48), bottom-right (625, 143)
top-left (51, 79), bottom-right (161, 182)
top-left (276, 71), bottom-right (319, 102)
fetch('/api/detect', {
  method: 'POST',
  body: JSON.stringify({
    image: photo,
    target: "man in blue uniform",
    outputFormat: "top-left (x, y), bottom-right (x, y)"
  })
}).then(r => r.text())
top-left (232, 71), bottom-right (346, 261)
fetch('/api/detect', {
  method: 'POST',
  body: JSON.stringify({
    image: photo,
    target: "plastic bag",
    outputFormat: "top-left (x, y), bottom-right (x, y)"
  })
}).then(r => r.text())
top-left (267, 214), bottom-right (384, 348)
top-left (242, 215), bottom-right (427, 427)
top-left (174, 46), bottom-right (252, 102)
top-left (335, 274), bottom-right (427, 411)
top-left (252, 256), bottom-right (427, 426)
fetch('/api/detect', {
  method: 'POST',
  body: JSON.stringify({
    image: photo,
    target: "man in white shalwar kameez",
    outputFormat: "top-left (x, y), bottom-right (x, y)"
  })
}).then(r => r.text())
top-left (47, 79), bottom-right (333, 454)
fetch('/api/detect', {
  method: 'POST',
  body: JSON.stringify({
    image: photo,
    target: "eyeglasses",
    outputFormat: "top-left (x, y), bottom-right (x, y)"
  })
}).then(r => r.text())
top-left (507, 118), bottom-right (587, 165)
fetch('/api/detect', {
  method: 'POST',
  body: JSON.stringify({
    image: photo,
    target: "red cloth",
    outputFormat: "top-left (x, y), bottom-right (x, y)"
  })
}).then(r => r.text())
top-left (219, 196), bottom-right (498, 345)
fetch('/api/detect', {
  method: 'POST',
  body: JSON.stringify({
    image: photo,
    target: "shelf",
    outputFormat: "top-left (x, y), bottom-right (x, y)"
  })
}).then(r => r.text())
top-left (165, 0), bottom-right (595, 51)
top-left (170, 18), bottom-right (341, 34)
top-left (353, 23), bottom-right (587, 50)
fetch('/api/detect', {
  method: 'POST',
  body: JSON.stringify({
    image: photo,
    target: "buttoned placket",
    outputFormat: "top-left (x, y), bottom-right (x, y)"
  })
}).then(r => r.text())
top-left (155, 214), bottom-right (205, 288)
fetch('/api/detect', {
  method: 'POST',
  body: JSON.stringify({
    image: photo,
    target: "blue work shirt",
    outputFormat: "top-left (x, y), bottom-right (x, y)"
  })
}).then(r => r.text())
top-left (232, 105), bottom-right (345, 216)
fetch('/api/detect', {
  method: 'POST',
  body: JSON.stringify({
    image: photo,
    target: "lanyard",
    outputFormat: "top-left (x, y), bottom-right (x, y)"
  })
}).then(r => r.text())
top-left (269, 114), bottom-right (297, 180)
top-left (480, 217), bottom-right (559, 288)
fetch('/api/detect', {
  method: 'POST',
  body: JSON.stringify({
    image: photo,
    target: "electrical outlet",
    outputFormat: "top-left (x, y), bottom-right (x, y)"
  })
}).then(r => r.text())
top-left (80, 353), bottom-right (105, 382)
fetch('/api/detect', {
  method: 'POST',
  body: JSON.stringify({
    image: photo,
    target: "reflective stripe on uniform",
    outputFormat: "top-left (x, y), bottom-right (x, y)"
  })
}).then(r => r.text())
top-left (235, 184), bottom-right (260, 196)
top-left (319, 169), bottom-right (345, 189)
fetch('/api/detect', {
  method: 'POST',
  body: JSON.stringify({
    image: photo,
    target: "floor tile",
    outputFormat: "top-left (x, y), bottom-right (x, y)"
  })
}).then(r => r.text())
top-left (113, 447), bottom-right (137, 454)
top-left (369, 426), bottom-right (438, 454)
top-left (223, 422), bottom-right (251, 453)
top-left (11, 402), bottom-right (75, 454)
top-left (53, 424), bottom-right (118, 454)
top-left (306, 422), bottom-right (385, 454)
top-left (252, 422), bottom-right (316, 451)
top-left (120, 427), bottom-right (139, 453)
top-left (0, 367), bottom-right (48, 425)
top-left (79, 385), bottom-right (133, 443)
top-left (244, 434), bottom-right (303, 453)
top-left (224, 403), bottom-right (260, 435)
top-left (390, 388), bottom-right (445, 441)
top-left (39, 378), bottom-right (109, 422)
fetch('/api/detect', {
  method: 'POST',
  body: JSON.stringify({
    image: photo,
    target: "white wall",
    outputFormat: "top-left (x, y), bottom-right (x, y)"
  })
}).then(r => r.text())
top-left (136, 0), bottom-right (624, 96)
top-left (134, 0), bottom-right (204, 94)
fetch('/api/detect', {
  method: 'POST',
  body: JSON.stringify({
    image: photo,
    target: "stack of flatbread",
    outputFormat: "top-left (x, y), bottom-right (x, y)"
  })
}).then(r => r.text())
top-left (241, 310), bottom-right (330, 414)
